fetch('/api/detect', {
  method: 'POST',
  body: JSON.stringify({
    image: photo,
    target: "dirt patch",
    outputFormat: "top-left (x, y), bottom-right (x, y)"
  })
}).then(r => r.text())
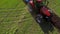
top-left (51, 13), bottom-right (60, 29)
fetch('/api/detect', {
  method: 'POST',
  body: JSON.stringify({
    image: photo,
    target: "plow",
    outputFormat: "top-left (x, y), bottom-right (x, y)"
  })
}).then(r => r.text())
top-left (23, 0), bottom-right (60, 30)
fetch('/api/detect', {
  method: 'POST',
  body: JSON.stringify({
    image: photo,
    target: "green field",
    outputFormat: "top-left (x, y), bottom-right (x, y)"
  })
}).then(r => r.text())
top-left (0, 0), bottom-right (60, 34)
top-left (48, 0), bottom-right (60, 16)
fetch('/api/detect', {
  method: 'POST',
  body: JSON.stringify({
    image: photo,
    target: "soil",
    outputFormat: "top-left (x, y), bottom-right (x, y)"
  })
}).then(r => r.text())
top-left (51, 13), bottom-right (60, 29)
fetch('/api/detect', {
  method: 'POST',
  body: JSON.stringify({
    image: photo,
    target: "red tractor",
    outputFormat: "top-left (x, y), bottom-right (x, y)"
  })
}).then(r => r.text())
top-left (25, 0), bottom-right (53, 23)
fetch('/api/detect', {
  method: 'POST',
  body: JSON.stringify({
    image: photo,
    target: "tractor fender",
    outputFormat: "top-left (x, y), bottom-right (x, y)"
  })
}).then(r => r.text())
top-left (41, 6), bottom-right (51, 17)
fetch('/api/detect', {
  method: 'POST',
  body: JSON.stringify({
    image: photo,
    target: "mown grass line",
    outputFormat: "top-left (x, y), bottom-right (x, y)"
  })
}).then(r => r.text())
top-left (0, 11), bottom-right (22, 34)
top-left (0, 11), bottom-right (11, 24)
top-left (6, 24), bottom-right (18, 34)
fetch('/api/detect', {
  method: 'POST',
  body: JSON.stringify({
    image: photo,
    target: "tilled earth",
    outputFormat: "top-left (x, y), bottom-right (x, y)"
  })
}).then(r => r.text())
top-left (51, 13), bottom-right (60, 29)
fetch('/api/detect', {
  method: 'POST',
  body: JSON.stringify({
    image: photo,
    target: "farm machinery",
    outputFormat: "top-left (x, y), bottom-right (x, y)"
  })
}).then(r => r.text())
top-left (24, 0), bottom-right (53, 23)
top-left (23, 0), bottom-right (60, 29)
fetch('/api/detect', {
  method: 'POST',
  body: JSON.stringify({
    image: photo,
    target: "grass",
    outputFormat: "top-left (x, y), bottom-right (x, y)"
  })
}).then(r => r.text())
top-left (48, 0), bottom-right (60, 16)
top-left (0, 0), bottom-right (19, 9)
top-left (0, 0), bottom-right (60, 34)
